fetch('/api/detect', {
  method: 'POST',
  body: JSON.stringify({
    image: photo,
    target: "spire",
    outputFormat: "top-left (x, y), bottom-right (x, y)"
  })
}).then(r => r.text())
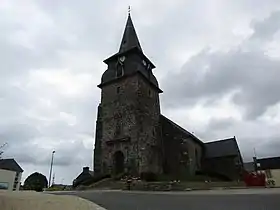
top-left (119, 12), bottom-right (142, 53)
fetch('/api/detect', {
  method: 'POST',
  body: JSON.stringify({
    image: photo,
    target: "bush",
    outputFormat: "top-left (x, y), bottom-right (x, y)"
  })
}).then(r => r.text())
top-left (24, 172), bottom-right (48, 192)
top-left (140, 172), bottom-right (158, 182)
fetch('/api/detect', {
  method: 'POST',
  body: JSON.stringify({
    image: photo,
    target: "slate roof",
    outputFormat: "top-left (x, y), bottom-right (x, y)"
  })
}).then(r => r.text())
top-left (118, 14), bottom-right (142, 54)
top-left (0, 158), bottom-right (23, 172)
top-left (205, 137), bottom-right (240, 158)
top-left (100, 14), bottom-right (160, 91)
top-left (103, 14), bottom-right (155, 69)
top-left (160, 115), bottom-right (204, 146)
top-left (258, 157), bottom-right (280, 170)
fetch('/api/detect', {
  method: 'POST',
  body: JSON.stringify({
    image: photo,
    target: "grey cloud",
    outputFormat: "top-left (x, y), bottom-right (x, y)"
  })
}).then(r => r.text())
top-left (5, 137), bottom-right (92, 167)
top-left (0, 123), bottom-right (40, 145)
top-left (251, 10), bottom-right (280, 41)
top-left (207, 117), bottom-right (236, 131)
top-left (161, 10), bottom-right (280, 120)
top-left (239, 136), bottom-right (280, 162)
top-left (199, 117), bottom-right (280, 162)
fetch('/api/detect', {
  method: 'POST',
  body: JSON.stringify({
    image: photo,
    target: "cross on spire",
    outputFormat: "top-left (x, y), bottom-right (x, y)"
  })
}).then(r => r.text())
top-left (128, 6), bottom-right (131, 14)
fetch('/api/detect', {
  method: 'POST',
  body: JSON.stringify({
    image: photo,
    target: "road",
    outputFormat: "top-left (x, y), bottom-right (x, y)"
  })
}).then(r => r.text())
top-left (55, 188), bottom-right (280, 210)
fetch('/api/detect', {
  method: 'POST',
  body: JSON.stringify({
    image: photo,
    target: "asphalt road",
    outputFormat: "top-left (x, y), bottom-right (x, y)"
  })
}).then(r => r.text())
top-left (56, 188), bottom-right (280, 210)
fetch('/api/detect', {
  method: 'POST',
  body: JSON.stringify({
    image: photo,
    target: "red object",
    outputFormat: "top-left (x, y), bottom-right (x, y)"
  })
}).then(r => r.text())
top-left (243, 171), bottom-right (266, 187)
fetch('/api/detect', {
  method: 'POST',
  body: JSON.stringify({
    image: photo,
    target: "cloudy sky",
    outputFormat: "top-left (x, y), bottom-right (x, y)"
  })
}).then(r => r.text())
top-left (1, 0), bottom-right (280, 184)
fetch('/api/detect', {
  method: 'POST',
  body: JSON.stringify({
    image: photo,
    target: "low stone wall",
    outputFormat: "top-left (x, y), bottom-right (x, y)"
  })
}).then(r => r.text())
top-left (124, 181), bottom-right (246, 191)
top-left (0, 191), bottom-right (105, 210)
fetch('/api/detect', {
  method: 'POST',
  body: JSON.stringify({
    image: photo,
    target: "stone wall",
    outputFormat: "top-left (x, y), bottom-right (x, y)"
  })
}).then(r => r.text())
top-left (98, 73), bottom-right (162, 175)
top-left (203, 156), bottom-right (243, 181)
top-left (124, 180), bottom-right (245, 191)
top-left (136, 73), bottom-right (162, 174)
top-left (160, 115), bottom-right (204, 179)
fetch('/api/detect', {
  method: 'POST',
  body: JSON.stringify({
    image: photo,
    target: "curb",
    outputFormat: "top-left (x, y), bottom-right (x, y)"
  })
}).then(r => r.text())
top-left (121, 186), bottom-right (272, 192)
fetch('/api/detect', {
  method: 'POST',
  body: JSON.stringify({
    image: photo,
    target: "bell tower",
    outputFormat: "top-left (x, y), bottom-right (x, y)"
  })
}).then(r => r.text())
top-left (94, 13), bottom-right (163, 176)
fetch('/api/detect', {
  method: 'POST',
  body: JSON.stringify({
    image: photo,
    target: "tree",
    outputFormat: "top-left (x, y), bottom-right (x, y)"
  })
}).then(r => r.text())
top-left (24, 172), bottom-right (48, 192)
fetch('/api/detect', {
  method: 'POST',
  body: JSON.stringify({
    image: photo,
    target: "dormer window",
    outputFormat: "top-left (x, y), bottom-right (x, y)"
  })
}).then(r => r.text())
top-left (116, 56), bottom-right (125, 78)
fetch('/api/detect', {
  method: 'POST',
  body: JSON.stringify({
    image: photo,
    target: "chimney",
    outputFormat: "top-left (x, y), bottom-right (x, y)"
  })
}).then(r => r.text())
top-left (83, 167), bottom-right (89, 173)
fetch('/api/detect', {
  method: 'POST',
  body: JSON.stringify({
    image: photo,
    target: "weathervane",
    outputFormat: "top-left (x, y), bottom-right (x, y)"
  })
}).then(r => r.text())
top-left (128, 6), bottom-right (131, 14)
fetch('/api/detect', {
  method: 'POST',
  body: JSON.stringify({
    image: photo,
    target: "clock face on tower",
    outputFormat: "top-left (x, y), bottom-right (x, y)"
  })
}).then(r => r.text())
top-left (119, 56), bottom-right (126, 63)
top-left (142, 60), bottom-right (147, 66)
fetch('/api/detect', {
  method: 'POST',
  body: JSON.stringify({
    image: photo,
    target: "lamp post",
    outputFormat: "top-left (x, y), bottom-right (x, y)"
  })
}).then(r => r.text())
top-left (48, 150), bottom-right (55, 188)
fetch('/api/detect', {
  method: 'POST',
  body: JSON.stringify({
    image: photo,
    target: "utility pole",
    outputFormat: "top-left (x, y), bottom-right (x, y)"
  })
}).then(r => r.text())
top-left (48, 150), bottom-right (55, 188)
top-left (52, 173), bottom-right (55, 186)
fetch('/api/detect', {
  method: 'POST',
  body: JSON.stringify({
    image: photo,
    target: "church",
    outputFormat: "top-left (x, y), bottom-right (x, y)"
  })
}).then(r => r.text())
top-left (93, 13), bottom-right (244, 181)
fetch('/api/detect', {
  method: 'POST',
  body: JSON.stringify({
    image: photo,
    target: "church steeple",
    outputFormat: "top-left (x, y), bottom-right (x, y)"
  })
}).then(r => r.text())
top-left (119, 14), bottom-right (142, 53)
top-left (100, 11), bottom-right (162, 93)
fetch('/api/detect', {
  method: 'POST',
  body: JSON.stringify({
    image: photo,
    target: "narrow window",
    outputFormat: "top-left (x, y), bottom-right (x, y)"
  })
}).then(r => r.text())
top-left (139, 121), bottom-right (143, 132)
top-left (117, 87), bottom-right (120, 94)
top-left (148, 89), bottom-right (151, 97)
top-left (116, 64), bottom-right (124, 78)
top-left (102, 162), bottom-right (107, 174)
top-left (115, 122), bottom-right (121, 136)
top-left (195, 149), bottom-right (199, 168)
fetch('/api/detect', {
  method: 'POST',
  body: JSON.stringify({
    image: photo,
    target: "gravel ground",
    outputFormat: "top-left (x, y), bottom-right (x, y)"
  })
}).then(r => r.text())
top-left (0, 190), bottom-right (106, 210)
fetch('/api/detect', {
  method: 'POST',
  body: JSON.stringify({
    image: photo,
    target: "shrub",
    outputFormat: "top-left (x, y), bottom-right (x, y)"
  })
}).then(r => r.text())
top-left (24, 172), bottom-right (48, 192)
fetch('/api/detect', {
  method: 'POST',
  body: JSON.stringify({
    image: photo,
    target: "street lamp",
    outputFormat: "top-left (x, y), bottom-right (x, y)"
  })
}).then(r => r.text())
top-left (48, 150), bottom-right (55, 188)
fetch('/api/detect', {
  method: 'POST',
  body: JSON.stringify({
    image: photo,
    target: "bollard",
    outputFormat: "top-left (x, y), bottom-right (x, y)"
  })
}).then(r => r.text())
top-left (126, 179), bottom-right (132, 190)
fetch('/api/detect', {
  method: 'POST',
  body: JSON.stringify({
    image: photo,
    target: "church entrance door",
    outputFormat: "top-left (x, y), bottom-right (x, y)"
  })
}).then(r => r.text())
top-left (113, 151), bottom-right (125, 175)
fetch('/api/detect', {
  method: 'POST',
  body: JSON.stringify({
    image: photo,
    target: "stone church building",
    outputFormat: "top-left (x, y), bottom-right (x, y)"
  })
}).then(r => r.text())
top-left (93, 14), bottom-right (244, 181)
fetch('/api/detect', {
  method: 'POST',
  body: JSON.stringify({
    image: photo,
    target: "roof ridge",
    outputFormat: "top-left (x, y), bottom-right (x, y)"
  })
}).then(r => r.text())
top-left (0, 158), bottom-right (23, 172)
top-left (206, 137), bottom-right (236, 144)
top-left (160, 114), bottom-right (203, 145)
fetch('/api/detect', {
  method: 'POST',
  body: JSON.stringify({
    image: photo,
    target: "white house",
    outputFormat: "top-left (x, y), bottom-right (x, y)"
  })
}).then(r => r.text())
top-left (0, 159), bottom-right (23, 191)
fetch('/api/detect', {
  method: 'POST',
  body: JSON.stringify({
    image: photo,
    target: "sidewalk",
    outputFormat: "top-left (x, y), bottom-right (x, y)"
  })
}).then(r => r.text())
top-left (0, 191), bottom-right (106, 210)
